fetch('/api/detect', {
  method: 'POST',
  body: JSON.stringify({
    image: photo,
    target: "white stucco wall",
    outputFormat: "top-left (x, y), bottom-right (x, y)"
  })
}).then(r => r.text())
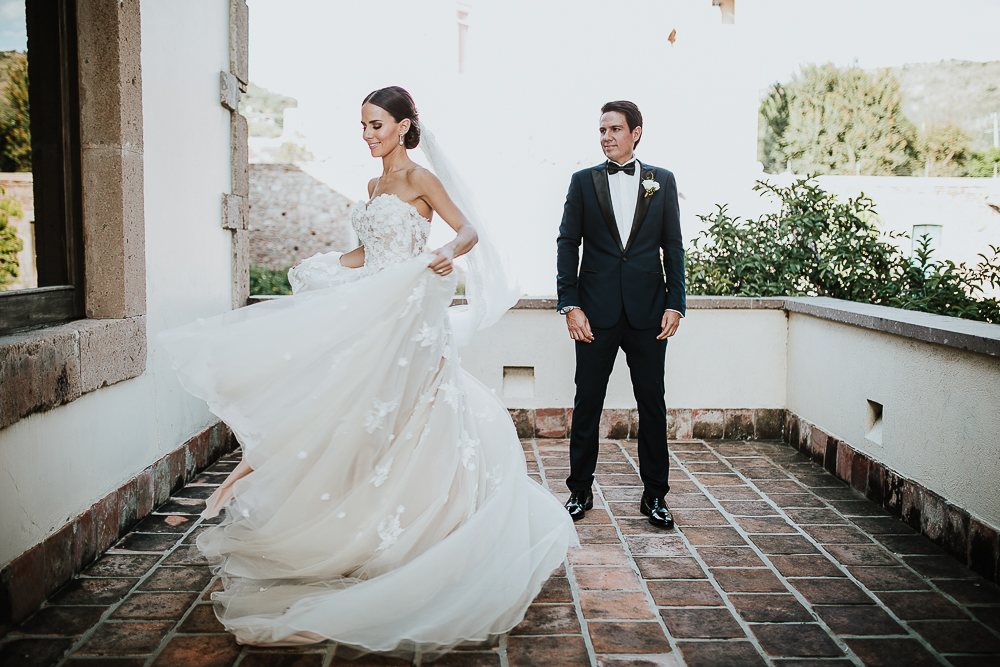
top-left (0, 0), bottom-right (234, 568)
top-left (786, 313), bottom-right (1000, 528)
top-left (461, 307), bottom-right (788, 410)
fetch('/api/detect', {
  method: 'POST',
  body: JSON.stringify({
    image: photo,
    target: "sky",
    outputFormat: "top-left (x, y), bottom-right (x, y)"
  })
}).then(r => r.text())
top-left (0, 0), bottom-right (25, 52)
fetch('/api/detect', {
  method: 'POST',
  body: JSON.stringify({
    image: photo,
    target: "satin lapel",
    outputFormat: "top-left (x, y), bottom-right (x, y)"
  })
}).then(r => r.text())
top-left (624, 164), bottom-right (655, 255)
top-left (591, 166), bottom-right (624, 253)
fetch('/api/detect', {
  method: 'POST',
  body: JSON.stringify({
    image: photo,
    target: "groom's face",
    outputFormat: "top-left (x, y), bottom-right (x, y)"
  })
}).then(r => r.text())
top-left (600, 111), bottom-right (640, 164)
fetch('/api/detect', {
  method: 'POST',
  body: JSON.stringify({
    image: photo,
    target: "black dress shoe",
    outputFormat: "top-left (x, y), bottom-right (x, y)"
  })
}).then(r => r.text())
top-left (565, 489), bottom-right (593, 522)
top-left (640, 493), bottom-right (674, 528)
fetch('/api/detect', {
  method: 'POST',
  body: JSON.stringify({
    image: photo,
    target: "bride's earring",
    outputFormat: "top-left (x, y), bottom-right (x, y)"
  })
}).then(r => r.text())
top-left (398, 133), bottom-right (404, 146)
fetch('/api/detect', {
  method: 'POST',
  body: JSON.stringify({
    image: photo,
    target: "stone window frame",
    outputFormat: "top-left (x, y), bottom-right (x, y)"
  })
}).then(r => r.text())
top-left (0, 0), bottom-right (146, 430)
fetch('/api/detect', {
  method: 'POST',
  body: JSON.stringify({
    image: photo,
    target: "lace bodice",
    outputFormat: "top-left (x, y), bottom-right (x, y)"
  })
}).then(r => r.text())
top-left (353, 194), bottom-right (431, 275)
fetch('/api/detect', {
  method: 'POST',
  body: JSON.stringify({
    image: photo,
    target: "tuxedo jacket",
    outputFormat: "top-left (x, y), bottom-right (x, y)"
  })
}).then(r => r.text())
top-left (556, 161), bottom-right (686, 330)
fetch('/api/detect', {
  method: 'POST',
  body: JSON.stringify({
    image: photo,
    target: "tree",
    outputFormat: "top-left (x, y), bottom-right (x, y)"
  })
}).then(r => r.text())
top-left (770, 64), bottom-right (917, 176)
top-left (757, 83), bottom-right (789, 173)
top-left (0, 187), bottom-right (24, 288)
top-left (686, 177), bottom-right (1000, 323)
top-left (966, 147), bottom-right (1000, 177)
top-left (0, 56), bottom-right (30, 172)
top-left (915, 123), bottom-right (971, 176)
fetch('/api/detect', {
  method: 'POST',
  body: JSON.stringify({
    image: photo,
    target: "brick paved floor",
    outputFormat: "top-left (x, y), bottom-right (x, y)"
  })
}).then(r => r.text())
top-left (3, 438), bottom-right (1000, 666)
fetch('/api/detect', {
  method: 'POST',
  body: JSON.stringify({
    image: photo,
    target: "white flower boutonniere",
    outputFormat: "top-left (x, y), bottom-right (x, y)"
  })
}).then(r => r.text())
top-left (642, 173), bottom-right (659, 198)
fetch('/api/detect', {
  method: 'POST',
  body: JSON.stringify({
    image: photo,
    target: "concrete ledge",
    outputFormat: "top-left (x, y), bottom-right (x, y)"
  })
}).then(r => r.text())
top-left (507, 295), bottom-right (1000, 357)
top-left (0, 317), bottom-right (146, 430)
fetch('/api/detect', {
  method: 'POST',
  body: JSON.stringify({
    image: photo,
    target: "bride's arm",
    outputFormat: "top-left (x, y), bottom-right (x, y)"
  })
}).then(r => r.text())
top-left (339, 246), bottom-right (365, 268)
top-left (412, 169), bottom-right (478, 276)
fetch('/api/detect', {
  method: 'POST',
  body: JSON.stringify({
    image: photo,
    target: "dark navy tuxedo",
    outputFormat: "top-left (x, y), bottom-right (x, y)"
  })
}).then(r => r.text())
top-left (556, 161), bottom-right (685, 498)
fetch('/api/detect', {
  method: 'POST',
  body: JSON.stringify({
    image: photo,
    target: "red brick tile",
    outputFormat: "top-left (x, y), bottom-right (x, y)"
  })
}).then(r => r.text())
top-left (76, 621), bottom-right (174, 655)
top-left (846, 567), bottom-right (931, 591)
top-left (801, 525), bottom-right (872, 544)
top-left (506, 635), bottom-right (588, 667)
top-left (133, 514), bottom-right (196, 534)
top-left (843, 638), bottom-right (941, 667)
top-left (136, 467), bottom-right (155, 519)
top-left (534, 576), bottom-right (573, 603)
top-left (118, 478), bottom-right (138, 536)
top-left (150, 634), bottom-right (241, 666)
top-left (114, 532), bottom-right (182, 552)
top-left (43, 523), bottom-right (74, 598)
top-left (588, 621), bottom-right (671, 654)
top-left (647, 580), bottom-right (723, 606)
top-left (728, 594), bottom-right (811, 623)
top-left (748, 535), bottom-right (818, 555)
top-left (568, 545), bottom-right (630, 566)
top-left (691, 409), bottom-right (724, 440)
top-left (83, 553), bottom-right (159, 578)
top-left (72, 509), bottom-right (96, 574)
top-left (510, 603), bottom-right (581, 634)
top-left (706, 486), bottom-right (762, 500)
top-left (599, 409), bottom-right (630, 439)
top-left (696, 547), bottom-right (766, 568)
top-left (824, 543), bottom-right (898, 566)
top-left (768, 555), bottom-right (844, 578)
top-left (934, 578), bottom-right (1000, 605)
top-left (111, 591), bottom-right (199, 620)
top-left (660, 607), bottom-right (744, 638)
top-left (677, 641), bottom-right (766, 667)
top-left (163, 546), bottom-right (210, 566)
top-left (624, 536), bottom-right (689, 557)
top-left (178, 603), bottom-right (226, 633)
top-left (903, 554), bottom-right (977, 579)
top-left (751, 623), bottom-right (843, 657)
top-left (814, 605), bottom-right (906, 635)
top-left (734, 516), bottom-right (797, 533)
top-left (575, 509), bottom-right (612, 525)
top-left (710, 568), bottom-right (787, 593)
top-left (681, 527), bottom-right (745, 546)
top-left (667, 409), bottom-right (692, 439)
top-left (0, 638), bottom-right (74, 666)
top-left (718, 501), bottom-right (778, 516)
top-left (634, 557), bottom-right (706, 580)
top-left (874, 591), bottom-right (966, 620)
top-left (576, 525), bottom-right (620, 544)
top-left (671, 510), bottom-right (729, 526)
top-left (241, 652), bottom-right (325, 667)
top-left (535, 408), bottom-right (566, 438)
top-left (573, 566), bottom-right (643, 590)
top-left (12, 604), bottom-right (107, 636)
top-left (94, 490), bottom-right (120, 555)
top-left (789, 578), bottom-right (873, 605)
top-left (9, 545), bottom-right (45, 624)
top-left (580, 591), bottom-right (655, 619)
top-left (138, 565), bottom-right (211, 593)
top-left (723, 409), bottom-right (754, 440)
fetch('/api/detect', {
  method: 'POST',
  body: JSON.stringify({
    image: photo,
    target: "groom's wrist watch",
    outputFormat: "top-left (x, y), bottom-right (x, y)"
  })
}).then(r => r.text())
top-left (558, 306), bottom-right (579, 315)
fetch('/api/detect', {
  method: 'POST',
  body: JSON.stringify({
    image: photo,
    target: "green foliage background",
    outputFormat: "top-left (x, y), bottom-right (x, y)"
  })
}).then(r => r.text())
top-left (250, 265), bottom-right (292, 296)
top-left (686, 177), bottom-right (1000, 323)
top-left (759, 61), bottom-right (999, 177)
top-left (0, 187), bottom-right (24, 288)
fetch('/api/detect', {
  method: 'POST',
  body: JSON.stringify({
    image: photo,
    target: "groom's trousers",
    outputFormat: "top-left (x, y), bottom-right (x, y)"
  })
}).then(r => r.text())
top-left (566, 309), bottom-right (671, 498)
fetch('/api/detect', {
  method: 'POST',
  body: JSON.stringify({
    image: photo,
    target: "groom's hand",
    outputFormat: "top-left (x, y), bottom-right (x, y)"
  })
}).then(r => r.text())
top-left (566, 309), bottom-right (595, 343)
top-left (657, 310), bottom-right (681, 340)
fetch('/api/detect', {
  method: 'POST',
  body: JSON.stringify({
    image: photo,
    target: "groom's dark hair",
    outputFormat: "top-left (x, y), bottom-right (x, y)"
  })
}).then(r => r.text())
top-left (601, 101), bottom-right (643, 148)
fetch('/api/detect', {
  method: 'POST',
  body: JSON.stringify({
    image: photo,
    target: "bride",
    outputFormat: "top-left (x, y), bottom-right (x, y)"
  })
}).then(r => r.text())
top-left (159, 86), bottom-right (576, 654)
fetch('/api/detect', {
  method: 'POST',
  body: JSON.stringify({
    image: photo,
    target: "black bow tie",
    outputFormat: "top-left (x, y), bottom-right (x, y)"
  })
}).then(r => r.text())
top-left (606, 161), bottom-right (636, 176)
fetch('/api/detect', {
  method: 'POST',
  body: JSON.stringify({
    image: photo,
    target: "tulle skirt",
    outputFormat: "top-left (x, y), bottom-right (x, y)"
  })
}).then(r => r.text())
top-left (159, 254), bottom-right (576, 653)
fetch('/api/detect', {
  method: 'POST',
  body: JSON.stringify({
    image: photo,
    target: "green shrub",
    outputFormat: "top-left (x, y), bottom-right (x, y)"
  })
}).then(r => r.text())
top-left (686, 176), bottom-right (1000, 323)
top-left (249, 265), bottom-right (292, 296)
top-left (0, 186), bottom-right (24, 288)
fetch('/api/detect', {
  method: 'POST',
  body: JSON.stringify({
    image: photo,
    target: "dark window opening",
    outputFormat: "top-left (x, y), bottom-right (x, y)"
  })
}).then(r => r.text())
top-left (0, 0), bottom-right (84, 334)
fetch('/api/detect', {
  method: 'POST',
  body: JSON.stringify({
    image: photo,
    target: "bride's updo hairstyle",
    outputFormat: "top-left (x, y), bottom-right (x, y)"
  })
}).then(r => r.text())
top-left (363, 86), bottom-right (420, 149)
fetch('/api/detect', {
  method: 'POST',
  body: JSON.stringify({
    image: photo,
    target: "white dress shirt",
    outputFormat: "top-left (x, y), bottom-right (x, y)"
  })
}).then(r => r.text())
top-left (607, 156), bottom-right (640, 247)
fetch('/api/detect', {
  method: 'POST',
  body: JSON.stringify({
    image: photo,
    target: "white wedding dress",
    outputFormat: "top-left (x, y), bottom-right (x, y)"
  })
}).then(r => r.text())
top-left (160, 192), bottom-right (576, 653)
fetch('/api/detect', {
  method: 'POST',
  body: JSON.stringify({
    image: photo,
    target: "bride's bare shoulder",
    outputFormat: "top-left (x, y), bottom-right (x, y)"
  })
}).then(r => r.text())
top-left (367, 178), bottom-right (379, 198)
top-left (407, 166), bottom-right (445, 195)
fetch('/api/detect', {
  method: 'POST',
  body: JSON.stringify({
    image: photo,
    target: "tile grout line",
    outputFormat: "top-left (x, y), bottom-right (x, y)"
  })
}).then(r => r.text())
top-left (534, 437), bottom-right (599, 667)
top-left (618, 439), bottom-right (776, 667)
top-left (712, 442), bottom-right (954, 665)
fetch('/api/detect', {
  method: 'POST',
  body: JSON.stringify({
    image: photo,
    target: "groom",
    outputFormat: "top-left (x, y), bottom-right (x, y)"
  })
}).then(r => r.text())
top-left (556, 100), bottom-right (685, 528)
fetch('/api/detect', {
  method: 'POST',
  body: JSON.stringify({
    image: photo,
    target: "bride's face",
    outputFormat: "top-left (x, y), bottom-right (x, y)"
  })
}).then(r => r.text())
top-left (361, 102), bottom-right (409, 158)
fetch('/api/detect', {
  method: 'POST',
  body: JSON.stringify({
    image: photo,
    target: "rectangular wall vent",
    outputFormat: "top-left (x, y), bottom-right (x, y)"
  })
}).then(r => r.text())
top-left (503, 366), bottom-right (534, 399)
top-left (866, 400), bottom-right (883, 446)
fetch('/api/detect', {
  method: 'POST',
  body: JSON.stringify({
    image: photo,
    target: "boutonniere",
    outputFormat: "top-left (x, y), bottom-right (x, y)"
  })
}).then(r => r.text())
top-left (641, 172), bottom-right (659, 198)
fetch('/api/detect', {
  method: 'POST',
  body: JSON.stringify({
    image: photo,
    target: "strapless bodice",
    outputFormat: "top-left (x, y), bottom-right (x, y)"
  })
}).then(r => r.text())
top-left (352, 194), bottom-right (431, 275)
